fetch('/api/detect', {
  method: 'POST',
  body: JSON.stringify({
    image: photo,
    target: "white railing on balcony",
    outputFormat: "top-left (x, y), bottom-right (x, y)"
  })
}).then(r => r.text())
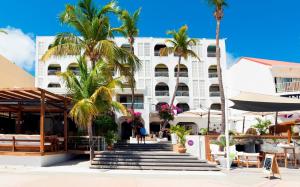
top-left (175, 91), bottom-right (189, 96)
top-left (155, 71), bottom-right (169, 77)
top-left (276, 81), bottom-right (300, 93)
top-left (175, 72), bottom-right (188, 77)
top-left (155, 91), bottom-right (169, 96)
top-left (208, 72), bottom-right (218, 78)
top-left (209, 91), bottom-right (220, 97)
top-left (207, 52), bottom-right (216, 57)
top-left (48, 70), bottom-right (61, 75)
top-left (121, 103), bottom-right (144, 109)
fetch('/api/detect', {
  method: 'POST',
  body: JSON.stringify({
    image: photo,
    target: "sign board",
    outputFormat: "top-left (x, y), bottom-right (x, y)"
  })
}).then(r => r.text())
top-left (187, 140), bottom-right (194, 146)
top-left (263, 154), bottom-right (281, 179)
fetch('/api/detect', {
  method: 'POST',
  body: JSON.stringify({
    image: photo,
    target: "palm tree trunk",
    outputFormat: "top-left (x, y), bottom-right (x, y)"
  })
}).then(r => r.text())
top-left (215, 18), bottom-right (226, 133)
top-left (87, 116), bottom-right (94, 162)
top-left (161, 55), bottom-right (182, 130)
top-left (129, 39), bottom-right (135, 112)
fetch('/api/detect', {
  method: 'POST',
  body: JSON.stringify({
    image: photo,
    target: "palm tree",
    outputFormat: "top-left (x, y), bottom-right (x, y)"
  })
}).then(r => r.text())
top-left (160, 25), bottom-right (199, 129)
top-left (207, 0), bottom-right (227, 133)
top-left (116, 8), bottom-right (141, 111)
top-left (0, 30), bottom-right (7, 34)
top-left (41, 0), bottom-right (139, 72)
top-left (60, 56), bottom-right (126, 161)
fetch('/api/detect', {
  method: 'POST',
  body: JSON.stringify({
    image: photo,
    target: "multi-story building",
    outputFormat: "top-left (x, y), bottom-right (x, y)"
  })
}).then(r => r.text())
top-left (35, 36), bottom-right (227, 139)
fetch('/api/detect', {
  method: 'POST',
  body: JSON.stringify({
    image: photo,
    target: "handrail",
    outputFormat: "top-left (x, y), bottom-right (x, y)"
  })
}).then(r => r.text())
top-left (155, 91), bottom-right (169, 96)
top-left (175, 91), bottom-right (189, 96)
top-left (121, 103), bottom-right (144, 109)
top-left (209, 91), bottom-right (220, 97)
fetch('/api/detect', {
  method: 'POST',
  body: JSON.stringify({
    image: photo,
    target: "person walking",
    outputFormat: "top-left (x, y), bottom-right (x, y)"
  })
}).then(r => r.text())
top-left (140, 125), bottom-right (146, 144)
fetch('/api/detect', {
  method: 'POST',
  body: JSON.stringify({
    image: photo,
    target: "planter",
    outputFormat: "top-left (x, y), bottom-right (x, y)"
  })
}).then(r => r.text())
top-left (218, 157), bottom-right (233, 168)
top-left (177, 144), bottom-right (187, 153)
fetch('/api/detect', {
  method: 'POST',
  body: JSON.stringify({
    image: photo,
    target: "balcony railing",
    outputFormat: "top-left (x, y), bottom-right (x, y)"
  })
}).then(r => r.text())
top-left (175, 72), bottom-right (188, 77)
top-left (121, 103), bottom-right (144, 109)
top-left (276, 81), bottom-right (300, 93)
top-left (155, 91), bottom-right (169, 96)
top-left (208, 72), bottom-right (218, 78)
top-left (209, 91), bottom-right (220, 97)
top-left (48, 70), bottom-right (61, 75)
top-left (155, 71), bottom-right (169, 77)
top-left (207, 52), bottom-right (216, 57)
top-left (175, 91), bottom-right (189, 96)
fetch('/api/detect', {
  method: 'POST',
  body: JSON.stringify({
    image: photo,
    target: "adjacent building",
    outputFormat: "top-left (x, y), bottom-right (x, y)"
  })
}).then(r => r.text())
top-left (35, 36), bottom-right (227, 138)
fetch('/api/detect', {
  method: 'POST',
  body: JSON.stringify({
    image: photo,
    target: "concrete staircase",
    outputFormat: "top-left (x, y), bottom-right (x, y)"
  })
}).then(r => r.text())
top-left (90, 143), bottom-right (220, 171)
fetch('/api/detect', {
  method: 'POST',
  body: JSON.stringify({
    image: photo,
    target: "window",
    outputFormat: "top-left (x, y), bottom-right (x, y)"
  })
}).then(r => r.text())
top-left (210, 103), bottom-right (221, 110)
top-left (67, 63), bottom-right (79, 75)
top-left (207, 45), bottom-right (217, 57)
top-left (48, 83), bottom-right (61, 88)
top-left (144, 43), bottom-right (150, 56)
top-left (155, 83), bottom-right (169, 96)
top-left (155, 64), bottom-right (168, 77)
top-left (48, 64), bottom-right (61, 75)
top-left (154, 44), bottom-right (167, 56)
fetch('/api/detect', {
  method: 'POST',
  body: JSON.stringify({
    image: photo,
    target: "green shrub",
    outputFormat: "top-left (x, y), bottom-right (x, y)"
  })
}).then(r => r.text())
top-left (170, 125), bottom-right (191, 147)
top-left (252, 118), bottom-right (271, 135)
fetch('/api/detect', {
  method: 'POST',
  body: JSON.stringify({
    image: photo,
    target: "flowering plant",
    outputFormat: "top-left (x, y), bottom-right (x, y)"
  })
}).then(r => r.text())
top-left (127, 109), bottom-right (142, 127)
top-left (158, 104), bottom-right (180, 121)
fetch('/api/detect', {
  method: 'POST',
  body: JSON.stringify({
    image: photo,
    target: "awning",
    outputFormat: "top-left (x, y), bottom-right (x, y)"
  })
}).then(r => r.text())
top-left (271, 66), bottom-right (300, 78)
top-left (230, 92), bottom-right (300, 112)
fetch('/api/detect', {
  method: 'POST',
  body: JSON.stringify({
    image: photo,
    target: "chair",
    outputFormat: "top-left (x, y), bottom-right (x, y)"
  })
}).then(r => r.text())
top-left (238, 152), bottom-right (260, 168)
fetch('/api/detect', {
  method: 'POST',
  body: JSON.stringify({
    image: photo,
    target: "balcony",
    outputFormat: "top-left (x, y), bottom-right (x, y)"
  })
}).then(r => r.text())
top-left (208, 72), bottom-right (218, 78)
top-left (175, 91), bottom-right (189, 96)
top-left (276, 81), bottom-right (300, 93)
top-left (155, 71), bottom-right (169, 77)
top-left (209, 91), bottom-right (220, 97)
top-left (174, 72), bottom-right (188, 77)
top-left (48, 69), bottom-right (61, 76)
top-left (121, 103), bottom-right (144, 109)
top-left (155, 91), bottom-right (169, 96)
top-left (207, 52), bottom-right (217, 58)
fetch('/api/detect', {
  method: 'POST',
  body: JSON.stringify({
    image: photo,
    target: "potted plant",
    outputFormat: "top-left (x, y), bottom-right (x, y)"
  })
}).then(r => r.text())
top-left (252, 118), bottom-right (271, 135)
top-left (104, 130), bottom-right (117, 151)
top-left (170, 125), bottom-right (191, 153)
top-left (211, 135), bottom-right (236, 168)
top-left (199, 128), bottom-right (208, 135)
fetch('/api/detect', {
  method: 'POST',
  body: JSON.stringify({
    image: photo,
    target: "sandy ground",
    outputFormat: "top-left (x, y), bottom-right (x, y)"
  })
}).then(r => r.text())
top-left (0, 157), bottom-right (299, 187)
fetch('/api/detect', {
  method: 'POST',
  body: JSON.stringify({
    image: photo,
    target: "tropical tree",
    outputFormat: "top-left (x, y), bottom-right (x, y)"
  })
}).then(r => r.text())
top-left (41, 0), bottom-right (139, 73)
top-left (160, 25), bottom-right (199, 129)
top-left (60, 56), bottom-right (126, 161)
top-left (0, 30), bottom-right (7, 34)
top-left (207, 0), bottom-right (227, 133)
top-left (116, 8), bottom-right (141, 111)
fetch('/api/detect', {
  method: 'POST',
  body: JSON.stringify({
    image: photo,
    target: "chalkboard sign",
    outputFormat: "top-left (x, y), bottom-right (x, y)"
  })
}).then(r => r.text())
top-left (263, 154), bottom-right (281, 179)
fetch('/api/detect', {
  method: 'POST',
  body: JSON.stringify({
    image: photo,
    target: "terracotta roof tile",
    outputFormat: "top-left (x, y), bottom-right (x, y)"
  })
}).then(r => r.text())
top-left (242, 57), bottom-right (300, 67)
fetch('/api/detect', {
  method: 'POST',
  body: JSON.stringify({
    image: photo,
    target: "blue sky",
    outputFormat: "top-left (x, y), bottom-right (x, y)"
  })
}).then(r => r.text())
top-left (1, 0), bottom-right (300, 75)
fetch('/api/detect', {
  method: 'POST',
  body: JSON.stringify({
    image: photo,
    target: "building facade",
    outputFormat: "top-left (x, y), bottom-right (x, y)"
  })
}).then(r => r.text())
top-left (35, 36), bottom-right (227, 138)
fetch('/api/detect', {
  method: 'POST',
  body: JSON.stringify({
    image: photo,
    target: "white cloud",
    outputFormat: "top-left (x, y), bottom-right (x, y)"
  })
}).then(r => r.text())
top-left (0, 27), bottom-right (35, 72)
top-left (226, 52), bottom-right (239, 68)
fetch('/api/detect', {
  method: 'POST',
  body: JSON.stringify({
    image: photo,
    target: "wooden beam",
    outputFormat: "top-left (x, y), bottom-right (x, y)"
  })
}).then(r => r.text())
top-left (15, 91), bottom-right (41, 100)
top-left (64, 99), bottom-right (68, 151)
top-left (1, 91), bottom-right (33, 100)
top-left (40, 90), bottom-right (45, 153)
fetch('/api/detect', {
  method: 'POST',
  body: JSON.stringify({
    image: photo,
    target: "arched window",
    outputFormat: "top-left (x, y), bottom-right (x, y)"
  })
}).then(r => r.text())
top-left (207, 45), bottom-right (217, 57)
top-left (176, 83), bottom-right (189, 96)
top-left (155, 64), bottom-right (168, 77)
top-left (155, 83), bottom-right (169, 96)
top-left (154, 44), bottom-right (167, 56)
top-left (174, 64), bottom-right (188, 77)
top-left (176, 103), bottom-right (190, 113)
top-left (67, 63), bottom-right (79, 75)
top-left (209, 84), bottom-right (220, 97)
top-left (210, 103), bottom-right (221, 110)
top-left (48, 64), bottom-right (61, 75)
top-left (208, 65), bottom-right (218, 78)
top-left (48, 83), bottom-right (61, 88)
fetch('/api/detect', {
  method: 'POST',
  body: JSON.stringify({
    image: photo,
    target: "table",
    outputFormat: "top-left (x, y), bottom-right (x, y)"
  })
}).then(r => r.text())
top-left (281, 146), bottom-right (297, 168)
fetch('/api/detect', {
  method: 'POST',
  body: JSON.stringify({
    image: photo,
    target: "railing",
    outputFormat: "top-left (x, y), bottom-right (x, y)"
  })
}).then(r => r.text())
top-left (175, 72), bottom-right (188, 77)
top-left (207, 52), bottom-right (216, 57)
top-left (155, 91), bottom-right (169, 96)
top-left (209, 91), bottom-right (220, 97)
top-left (121, 103), bottom-right (144, 109)
top-left (208, 72), bottom-right (218, 78)
top-left (155, 71), bottom-right (169, 77)
top-left (70, 70), bottom-right (80, 76)
top-left (276, 81), bottom-right (300, 93)
top-left (175, 91), bottom-right (189, 96)
top-left (68, 136), bottom-right (105, 151)
top-left (48, 70), bottom-right (61, 75)
top-left (154, 51), bottom-right (167, 56)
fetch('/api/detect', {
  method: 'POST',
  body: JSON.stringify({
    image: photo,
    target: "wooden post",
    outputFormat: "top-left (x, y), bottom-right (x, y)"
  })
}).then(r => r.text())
top-left (274, 112), bottom-right (278, 136)
top-left (287, 127), bottom-right (292, 144)
top-left (207, 108), bottom-right (211, 134)
top-left (16, 103), bottom-right (22, 134)
top-left (242, 116), bottom-right (246, 133)
top-left (64, 99), bottom-right (68, 151)
top-left (40, 90), bottom-right (45, 153)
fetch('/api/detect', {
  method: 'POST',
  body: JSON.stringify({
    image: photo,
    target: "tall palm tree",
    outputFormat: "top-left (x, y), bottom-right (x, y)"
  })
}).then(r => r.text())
top-left (41, 0), bottom-right (139, 73)
top-left (160, 25), bottom-right (199, 129)
top-left (207, 0), bottom-right (227, 133)
top-left (60, 56), bottom-right (126, 161)
top-left (0, 30), bottom-right (7, 34)
top-left (117, 8), bottom-right (141, 111)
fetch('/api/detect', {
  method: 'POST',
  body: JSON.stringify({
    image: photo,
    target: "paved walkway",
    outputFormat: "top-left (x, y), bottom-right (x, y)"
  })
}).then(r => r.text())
top-left (0, 158), bottom-right (299, 187)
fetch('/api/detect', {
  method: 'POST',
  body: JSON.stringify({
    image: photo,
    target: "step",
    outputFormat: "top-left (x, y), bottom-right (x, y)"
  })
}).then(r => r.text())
top-left (97, 151), bottom-right (191, 156)
top-left (95, 155), bottom-right (198, 159)
top-left (90, 165), bottom-right (220, 171)
top-left (91, 161), bottom-right (214, 167)
top-left (92, 158), bottom-right (206, 163)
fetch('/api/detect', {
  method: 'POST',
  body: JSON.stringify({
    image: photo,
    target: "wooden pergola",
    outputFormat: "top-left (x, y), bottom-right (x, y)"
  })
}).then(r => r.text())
top-left (0, 88), bottom-right (71, 152)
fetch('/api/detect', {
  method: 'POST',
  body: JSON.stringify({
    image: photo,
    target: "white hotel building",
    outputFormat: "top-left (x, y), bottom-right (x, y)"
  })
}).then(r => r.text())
top-left (35, 37), bottom-right (227, 138)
